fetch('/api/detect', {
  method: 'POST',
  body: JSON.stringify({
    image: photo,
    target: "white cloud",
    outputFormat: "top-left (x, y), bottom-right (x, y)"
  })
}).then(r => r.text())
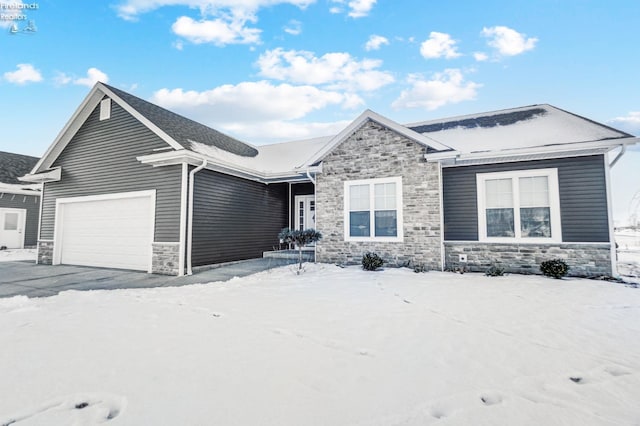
top-left (74, 68), bottom-right (109, 87)
top-left (610, 112), bottom-right (640, 135)
top-left (347, 0), bottom-right (376, 18)
top-left (3, 63), bottom-right (43, 85)
top-left (473, 52), bottom-right (488, 62)
top-left (481, 26), bottom-right (537, 56)
top-left (151, 81), bottom-right (359, 124)
top-left (256, 48), bottom-right (394, 92)
top-left (283, 19), bottom-right (302, 35)
top-left (365, 35), bottom-right (389, 51)
top-left (115, 0), bottom-right (315, 20)
top-left (222, 119), bottom-right (351, 142)
top-left (115, 0), bottom-right (315, 46)
top-left (420, 32), bottom-right (461, 59)
top-left (329, 0), bottom-right (375, 18)
top-left (171, 15), bottom-right (261, 45)
top-left (392, 69), bottom-right (481, 111)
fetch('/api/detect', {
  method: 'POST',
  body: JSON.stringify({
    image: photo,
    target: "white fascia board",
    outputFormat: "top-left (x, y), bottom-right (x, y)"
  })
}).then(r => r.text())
top-left (302, 109), bottom-right (452, 167)
top-left (137, 150), bottom-right (311, 183)
top-left (32, 83), bottom-right (183, 174)
top-left (32, 88), bottom-right (105, 173)
top-left (425, 137), bottom-right (639, 163)
top-left (19, 167), bottom-right (62, 183)
top-left (0, 188), bottom-right (41, 196)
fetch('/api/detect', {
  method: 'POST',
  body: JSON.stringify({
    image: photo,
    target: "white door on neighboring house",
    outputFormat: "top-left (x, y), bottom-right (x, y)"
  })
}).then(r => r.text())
top-left (0, 208), bottom-right (26, 249)
top-left (294, 195), bottom-right (315, 231)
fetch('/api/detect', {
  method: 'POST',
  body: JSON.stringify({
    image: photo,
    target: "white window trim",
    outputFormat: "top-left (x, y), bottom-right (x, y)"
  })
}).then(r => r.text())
top-left (476, 168), bottom-right (562, 243)
top-left (344, 176), bottom-right (404, 242)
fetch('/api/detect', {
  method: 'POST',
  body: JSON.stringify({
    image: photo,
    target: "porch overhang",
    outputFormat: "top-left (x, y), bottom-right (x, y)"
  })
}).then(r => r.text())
top-left (19, 167), bottom-right (62, 183)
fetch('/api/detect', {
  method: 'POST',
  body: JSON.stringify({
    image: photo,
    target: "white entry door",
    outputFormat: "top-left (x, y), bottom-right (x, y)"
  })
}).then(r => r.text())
top-left (294, 195), bottom-right (315, 231)
top-left (0, 208), bottom-right (26, 249)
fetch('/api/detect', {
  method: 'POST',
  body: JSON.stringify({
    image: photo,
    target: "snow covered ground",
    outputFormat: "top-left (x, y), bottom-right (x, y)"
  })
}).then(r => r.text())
top-left (1, 264), bottom-right (639, 425)
top-left (0, 249), bottom-right (36, 262)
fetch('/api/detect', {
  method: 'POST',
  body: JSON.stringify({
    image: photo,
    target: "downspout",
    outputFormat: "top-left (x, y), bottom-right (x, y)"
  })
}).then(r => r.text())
top-left (187, 159), bottom-right (207, 275)
top-left (609, 145), bottom-right (626, 167)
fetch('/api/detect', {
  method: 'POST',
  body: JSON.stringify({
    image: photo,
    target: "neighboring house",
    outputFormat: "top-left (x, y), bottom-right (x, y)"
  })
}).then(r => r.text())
top-left (0, 151), bottom-right (41, 249)
top-left (22, 83), bottom-right (638, 277)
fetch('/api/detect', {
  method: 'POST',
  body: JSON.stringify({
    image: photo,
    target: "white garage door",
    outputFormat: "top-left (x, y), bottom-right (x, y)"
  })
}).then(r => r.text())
top-left (57, 192), bottom-right (154, 271)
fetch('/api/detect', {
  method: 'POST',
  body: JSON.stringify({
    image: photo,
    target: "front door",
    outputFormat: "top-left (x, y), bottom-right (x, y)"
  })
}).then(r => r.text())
top-left (294, 195), bottom-right (315, 231)
top-left (0, 208), bottom-right (26, 249)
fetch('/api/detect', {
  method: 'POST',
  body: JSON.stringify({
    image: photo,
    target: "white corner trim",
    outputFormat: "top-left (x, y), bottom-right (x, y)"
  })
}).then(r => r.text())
top-left (343, 176), bottom-right (404, 243)
top-left (603, 153), bottom-right (618, 277)
top-left (20, 167), bottom-right (62, 184)
top-left (476, 168), bottom-right (562, 244)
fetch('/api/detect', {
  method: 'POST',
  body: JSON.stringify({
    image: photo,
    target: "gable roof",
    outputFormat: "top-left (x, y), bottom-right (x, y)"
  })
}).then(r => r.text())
top-left (30, 82), bottom-right (258, 174)
top-left (0, 151), bottom-right (39, 184)
top-left (103, 84), bottom-right (258, 157)
top-left (408, 104), bottom-right (633, 154)
top-left (301, 109), bottom-right (453, 167)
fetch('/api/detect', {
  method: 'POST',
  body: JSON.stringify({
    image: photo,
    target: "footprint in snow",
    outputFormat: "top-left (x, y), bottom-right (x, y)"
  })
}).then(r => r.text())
top-left (480, 391), bottom-right (503, 406)
top-left (0, 393), bottom-right (126, 425)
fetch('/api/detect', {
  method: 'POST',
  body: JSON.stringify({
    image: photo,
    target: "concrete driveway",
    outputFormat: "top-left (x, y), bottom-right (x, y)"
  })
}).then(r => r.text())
top-left (0, 258), bottom-right (296, 298)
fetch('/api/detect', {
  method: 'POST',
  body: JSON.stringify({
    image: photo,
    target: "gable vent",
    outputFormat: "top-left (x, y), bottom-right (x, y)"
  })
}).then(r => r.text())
top-left (99, 98), bottom-right (111, 121)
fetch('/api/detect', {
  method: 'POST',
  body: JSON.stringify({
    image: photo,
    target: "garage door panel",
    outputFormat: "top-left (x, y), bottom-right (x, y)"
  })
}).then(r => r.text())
top-left (57, 194), bottom-right (154, 271)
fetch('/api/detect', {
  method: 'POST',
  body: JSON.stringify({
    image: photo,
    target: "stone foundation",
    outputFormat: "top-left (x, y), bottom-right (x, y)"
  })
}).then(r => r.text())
top-left (152, 242), bottom-right (181, 275)
top-left (37, 240), bottom-right (54, 265)
top-left (444, 242), bottom-right (613, 277)
top-left (315, 120), bottom-right (442, 270)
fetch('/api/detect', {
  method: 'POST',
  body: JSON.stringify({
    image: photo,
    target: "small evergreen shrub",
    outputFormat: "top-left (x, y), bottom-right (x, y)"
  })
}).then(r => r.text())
top-left (362, 252), bottom-right (384, 271)
top-left (485, 265), bottom-right (505, 277)
top-left (540, 259), bottom-right (569, 279)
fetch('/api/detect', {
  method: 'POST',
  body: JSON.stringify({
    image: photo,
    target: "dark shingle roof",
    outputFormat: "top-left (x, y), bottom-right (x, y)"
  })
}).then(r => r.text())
top-left (103, 84), bottom-right (258, 157)
top-left (409, 108), bottom-right (548, 134)
top-left (0, 151), bottom-right (39, 184)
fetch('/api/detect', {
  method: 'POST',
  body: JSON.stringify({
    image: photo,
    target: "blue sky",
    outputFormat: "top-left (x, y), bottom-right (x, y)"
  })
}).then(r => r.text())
top-left (1, 0), bottom-right (639, 223)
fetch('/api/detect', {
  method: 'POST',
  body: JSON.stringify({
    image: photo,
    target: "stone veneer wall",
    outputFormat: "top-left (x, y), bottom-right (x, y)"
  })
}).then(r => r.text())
top-left (444, 242), bottom-right (613, 277)
top-left (152, 242), bottom-right (181, 275)
top-left (315, 120), bottom-right (442, 269)
top-left (37, 240), bottom-right (54, 265)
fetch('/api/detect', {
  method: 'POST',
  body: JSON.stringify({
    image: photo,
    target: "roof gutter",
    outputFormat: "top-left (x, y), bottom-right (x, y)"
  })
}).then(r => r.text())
top-left (186, 158), bottom-right (207, 275)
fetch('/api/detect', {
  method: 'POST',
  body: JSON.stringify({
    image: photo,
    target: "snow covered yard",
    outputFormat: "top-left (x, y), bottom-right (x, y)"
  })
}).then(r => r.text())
top-left (0, 249), bottom-right (36, 262)
top-left (1, 265), bottom-right (639, 425)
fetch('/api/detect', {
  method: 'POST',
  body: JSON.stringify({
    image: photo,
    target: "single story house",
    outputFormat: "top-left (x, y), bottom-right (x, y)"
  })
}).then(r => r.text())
top-left (0, 151), bottom-right (41, 249)
top-left (22, 83), bottom-right (638, 276)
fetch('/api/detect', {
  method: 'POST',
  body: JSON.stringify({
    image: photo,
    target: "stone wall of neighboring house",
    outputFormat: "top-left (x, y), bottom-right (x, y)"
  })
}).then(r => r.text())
top-left (315, 120), bottom-right (442, 269)
top-left (444, 242), bottom-right (612, 277)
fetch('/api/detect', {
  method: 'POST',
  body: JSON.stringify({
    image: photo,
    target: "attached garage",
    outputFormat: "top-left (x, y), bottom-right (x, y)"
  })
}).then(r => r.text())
top-left (53, 191), bottom-right (155, 271)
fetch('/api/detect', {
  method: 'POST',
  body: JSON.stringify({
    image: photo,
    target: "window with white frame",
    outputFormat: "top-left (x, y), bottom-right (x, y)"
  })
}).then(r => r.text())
top-left (344, 177), bottom-right (403, 242)
top-left (476, 168), bottom-right (562, 242)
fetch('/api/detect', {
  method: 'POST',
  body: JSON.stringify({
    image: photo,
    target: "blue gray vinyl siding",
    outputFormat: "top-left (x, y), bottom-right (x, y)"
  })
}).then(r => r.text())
top-left (290, 182), bottom-right (314, 229)
top-left (192, 169), bottom-right (288, 266)
top-left (40, 100), bottom-right (182, 242)
top-left (442, 155), bottom-right (609, 242)
top-left (0, 192), bottom-right (40, 246)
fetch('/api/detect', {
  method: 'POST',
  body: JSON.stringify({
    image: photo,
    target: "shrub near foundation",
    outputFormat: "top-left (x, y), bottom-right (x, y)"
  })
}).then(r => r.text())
top-left (540, 259), bottom-right (570, 279)
top-left (362, 252), bottom-right (384, 271)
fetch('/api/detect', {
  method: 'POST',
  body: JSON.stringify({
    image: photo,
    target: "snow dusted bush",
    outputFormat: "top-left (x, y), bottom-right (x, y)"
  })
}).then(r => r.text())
top-left (540, 259), bottom-right (569, 279)
top-left (362, 252), bottom-right (384, 271)
top-left (485, 265), bottom-right (505, 277)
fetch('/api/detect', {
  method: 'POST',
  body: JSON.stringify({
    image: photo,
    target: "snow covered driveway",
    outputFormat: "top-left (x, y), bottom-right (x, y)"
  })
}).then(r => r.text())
top-left (1, 264), bottom-right (639, 425)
